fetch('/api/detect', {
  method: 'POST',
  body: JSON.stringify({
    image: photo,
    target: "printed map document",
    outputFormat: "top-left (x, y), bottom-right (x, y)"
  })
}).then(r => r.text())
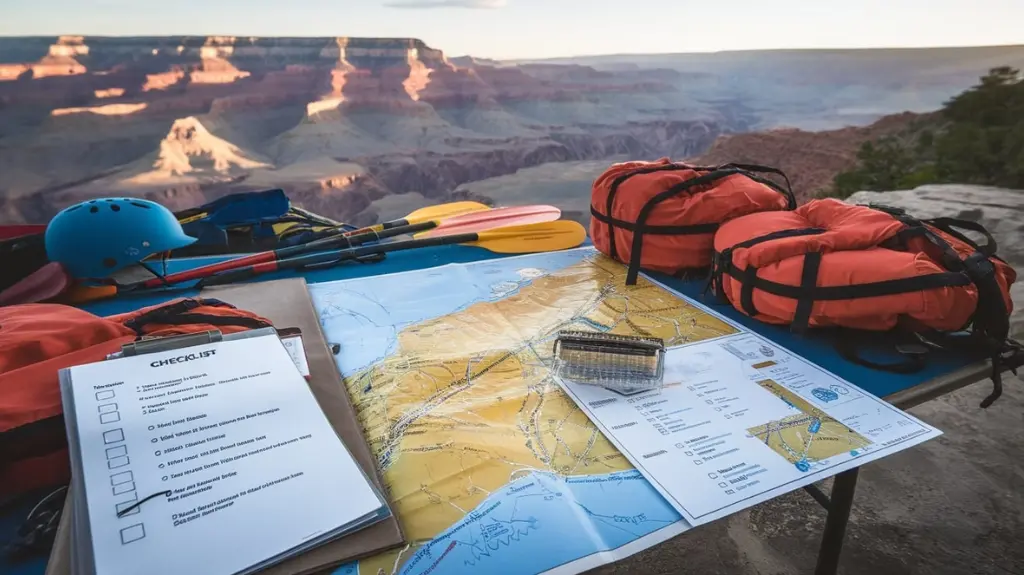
top-left (59, 334), bottom-right (390, 575)
top-left (557, 331), bottom-right (943, 525)
top-left (302, 246), bottom-right (942, 575)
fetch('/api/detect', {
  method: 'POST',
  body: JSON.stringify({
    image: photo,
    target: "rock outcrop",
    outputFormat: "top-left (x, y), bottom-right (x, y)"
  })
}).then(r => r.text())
top-left (846, 185), bottom-right (1024, 337)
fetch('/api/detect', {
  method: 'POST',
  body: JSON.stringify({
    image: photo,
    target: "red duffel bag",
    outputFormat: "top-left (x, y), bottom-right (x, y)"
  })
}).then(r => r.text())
top-left (590, 159), bottom-right (796, 284)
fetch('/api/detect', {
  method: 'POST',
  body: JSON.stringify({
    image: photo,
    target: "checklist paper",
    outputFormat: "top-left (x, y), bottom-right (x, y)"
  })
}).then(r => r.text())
top-left (58, 334), bottom-right (389, 575)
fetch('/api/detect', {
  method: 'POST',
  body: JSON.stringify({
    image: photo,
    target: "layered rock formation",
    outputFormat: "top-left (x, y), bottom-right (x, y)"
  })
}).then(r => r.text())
top-left (0, 35), bottom-right (721, 224)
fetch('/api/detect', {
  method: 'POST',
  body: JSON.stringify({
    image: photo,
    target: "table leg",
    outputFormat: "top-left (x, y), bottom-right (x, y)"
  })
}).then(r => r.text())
top-left (814, 467), bottom-right (860, 575)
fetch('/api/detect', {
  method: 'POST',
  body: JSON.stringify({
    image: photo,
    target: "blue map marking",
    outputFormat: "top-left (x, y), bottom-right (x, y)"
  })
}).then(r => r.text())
top-left (808, 419), bottom-right (821, 434)
top-left (811, 387), bottom-right (840, 403)
top-left (795, 460), bottom-right (811, 473)
top-left (309, 249), bottom-right (594, 377)
top-left (850, 450), bottom-right (860, 457)
top-left (330, 470), bottom-right (684, 575)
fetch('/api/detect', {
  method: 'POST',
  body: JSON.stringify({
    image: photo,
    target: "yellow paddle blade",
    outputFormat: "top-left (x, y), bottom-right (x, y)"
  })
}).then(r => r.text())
top-left (466, 220), bottom-right (587, 254)
top-left (403, 201), bottom-right (490, 225)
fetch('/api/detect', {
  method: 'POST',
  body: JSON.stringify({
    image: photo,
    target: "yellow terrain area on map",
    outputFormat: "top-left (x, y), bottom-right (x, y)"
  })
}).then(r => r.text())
top-left (746, 379), bottom-right (871, 465)
top-left (348, 254), bottom-right (737, 574)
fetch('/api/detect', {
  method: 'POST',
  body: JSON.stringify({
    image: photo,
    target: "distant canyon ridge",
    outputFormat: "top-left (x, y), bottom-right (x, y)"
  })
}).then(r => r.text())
top-left (1, 36), bottom-right (1022, 226)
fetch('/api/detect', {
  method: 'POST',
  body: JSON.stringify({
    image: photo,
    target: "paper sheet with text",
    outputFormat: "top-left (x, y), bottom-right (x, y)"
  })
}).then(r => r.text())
top-left (557, 331), bottom-right (942, 525)
top-left (63, 334), bottom-right (384, 575)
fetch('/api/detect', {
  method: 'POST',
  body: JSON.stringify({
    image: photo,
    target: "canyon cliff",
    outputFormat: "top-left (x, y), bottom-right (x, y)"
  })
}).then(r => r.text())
top-left (0, 36), bottom-right (723, 225)
top-left (1, 37), bottom-right (1021, 226)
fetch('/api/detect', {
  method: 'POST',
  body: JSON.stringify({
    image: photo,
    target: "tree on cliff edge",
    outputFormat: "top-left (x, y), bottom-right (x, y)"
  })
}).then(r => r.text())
top-left (831, 66), bottom-right (1024, 197)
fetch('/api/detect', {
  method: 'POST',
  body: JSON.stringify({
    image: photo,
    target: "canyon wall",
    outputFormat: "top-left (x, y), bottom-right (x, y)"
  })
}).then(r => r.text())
top-left (0, 36), bottom-right (724, 225)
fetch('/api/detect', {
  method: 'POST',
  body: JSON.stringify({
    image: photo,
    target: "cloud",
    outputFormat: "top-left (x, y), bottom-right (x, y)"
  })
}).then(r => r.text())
top-left (383, 0), bottom-right (506, 8)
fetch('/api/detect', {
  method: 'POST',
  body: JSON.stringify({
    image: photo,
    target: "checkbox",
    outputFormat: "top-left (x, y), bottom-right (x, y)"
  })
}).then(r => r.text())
top-left (725, 489), bottom-right (735, 495)
top-left (98, 403), bottom-right (118, 414)
top-left (110, 471), bottom-right (133, 486)
top-left (718, 482), bottom-right (728, 488)
top-left (112, 481), bottom-right (135, 496)
top-left (115, 499), bottom-right (139, 517)
top-left (106, 445), bottom-right (127, 459)
top-left (693, 459), bottom-right (703, 466)
top-left (708, 472), bottom-right (719, 479)
top-left (103, 429), bottom-right (125, 444)
top-left (697, 393), bottom-right (703, 397)
top-left (714, 407), bottom-right (722, 412)
top-left (100, 412), bottom-right (121, 424)
top-left (95, 390), bottom-right (115, 401)
top-left (675, 443), bottom-right (685, 449)
top-left (107, 455), bottom-right (129, 469)
top-left (120, 523), bottom-right (146, 544)
top-left (684, 451), bottom-right (693, 456)
top-left (705, 400), bottom-right (713, 405)
top-left (724, 415), bottom-right (732, 419)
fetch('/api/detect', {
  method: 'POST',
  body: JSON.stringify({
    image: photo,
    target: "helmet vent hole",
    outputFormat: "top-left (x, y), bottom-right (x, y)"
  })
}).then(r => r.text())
top-left (102, 257), bottom-right (117, 269)
top-left (110, 204), bottom-right (121, 212)
top-left (130, 202), bottom-right (151, 209)
top-left (89, 206), bottom-right (99, 213)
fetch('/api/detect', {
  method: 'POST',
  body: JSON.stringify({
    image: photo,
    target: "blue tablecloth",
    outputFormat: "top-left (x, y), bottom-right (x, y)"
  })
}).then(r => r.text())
top-left (1, 243), bottom-right (986, 575)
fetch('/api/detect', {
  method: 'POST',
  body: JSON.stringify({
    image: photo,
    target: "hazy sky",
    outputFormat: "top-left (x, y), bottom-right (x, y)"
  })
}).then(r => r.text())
top-left (2, 0), bottom-right (1021, 60)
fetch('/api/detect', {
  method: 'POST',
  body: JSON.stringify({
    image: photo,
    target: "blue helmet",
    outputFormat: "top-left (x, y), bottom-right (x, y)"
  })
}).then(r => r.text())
top-left (45, 198), bottom-right (197, 279)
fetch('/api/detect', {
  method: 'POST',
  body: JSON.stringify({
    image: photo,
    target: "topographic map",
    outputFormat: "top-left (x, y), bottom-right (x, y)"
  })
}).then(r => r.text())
top-left (309, 247), bottom-right (736, 575)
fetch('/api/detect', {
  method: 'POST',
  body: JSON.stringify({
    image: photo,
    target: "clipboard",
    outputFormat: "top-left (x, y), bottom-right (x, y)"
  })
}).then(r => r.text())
top-left (104, 327), bottom-right (312, 380)
top-left (46, 278), bottom-right (405, 575)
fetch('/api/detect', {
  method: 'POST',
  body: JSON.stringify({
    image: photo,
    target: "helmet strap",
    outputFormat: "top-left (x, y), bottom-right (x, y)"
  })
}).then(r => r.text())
top-left (138, 251), bottom-right (173, 287)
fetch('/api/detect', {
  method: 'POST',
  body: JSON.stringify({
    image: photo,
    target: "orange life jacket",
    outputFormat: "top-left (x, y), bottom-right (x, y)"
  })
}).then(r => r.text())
top-left (590, 159), bottom-right (796, 285)
top-left (0, 298), bottom-right (274, 502)
top-left (710, 199), bottom-right (1019, 407)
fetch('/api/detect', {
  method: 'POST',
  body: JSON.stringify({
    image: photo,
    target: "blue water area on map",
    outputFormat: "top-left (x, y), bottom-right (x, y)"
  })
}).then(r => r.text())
top-left (309, 248), bottom-right (594, 376)
top-left (808, 420), bottom-right (821, 434)
top-left (330, 470), bottom-right (685, 575)
top-left (795, 460), bottom-right (811, 472)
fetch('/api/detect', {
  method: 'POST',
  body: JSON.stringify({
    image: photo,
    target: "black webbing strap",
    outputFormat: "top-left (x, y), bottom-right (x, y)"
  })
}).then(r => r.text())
top-left (924, 217), bottom-right (998, 257)
top-left (602, 162), bottom-right (704, 261)
top-left (792, 252), bottom-right (822, 333)
top-left (625, 167), bottom-right (789, 285)
top-left (834, 331), bottom-right (929, 374)
top-left (589, 208), bottom-right (719, 236)
top-left (709, 228), bottom-right (827, 306)
top-left (716, 263), bottom-right (971, 301)
top-left (597, 162), bottom-right (795, 285)
top-left (740, 265), bottom-right (759, 316)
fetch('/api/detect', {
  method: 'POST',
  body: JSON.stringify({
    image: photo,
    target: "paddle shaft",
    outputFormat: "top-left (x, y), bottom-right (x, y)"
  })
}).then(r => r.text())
top-left (199, 231), bottom-right (483, 287)
top-left (137, 220), bottom-right (437, 289)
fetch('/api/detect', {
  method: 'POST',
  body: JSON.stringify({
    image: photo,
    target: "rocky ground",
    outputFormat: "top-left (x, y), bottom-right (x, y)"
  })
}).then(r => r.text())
top-left (593, 185), bottom-right (1024, 575)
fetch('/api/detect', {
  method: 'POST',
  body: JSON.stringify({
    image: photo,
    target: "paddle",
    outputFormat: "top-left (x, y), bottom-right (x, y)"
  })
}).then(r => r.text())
top-left (413, 205), bottom-right (560, 238)
top-left (58, 204), bottom-right (560, 305)
top-left (347, 200), bottom-right (490, 235)
top-left (131, 201), bottom-right (497, 290)
top-left (197, 220), bottom-right (587, 288)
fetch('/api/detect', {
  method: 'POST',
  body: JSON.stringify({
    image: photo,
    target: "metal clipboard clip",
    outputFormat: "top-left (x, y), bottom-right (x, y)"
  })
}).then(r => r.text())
top-left (106, 327), bottom-right (280, 360)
